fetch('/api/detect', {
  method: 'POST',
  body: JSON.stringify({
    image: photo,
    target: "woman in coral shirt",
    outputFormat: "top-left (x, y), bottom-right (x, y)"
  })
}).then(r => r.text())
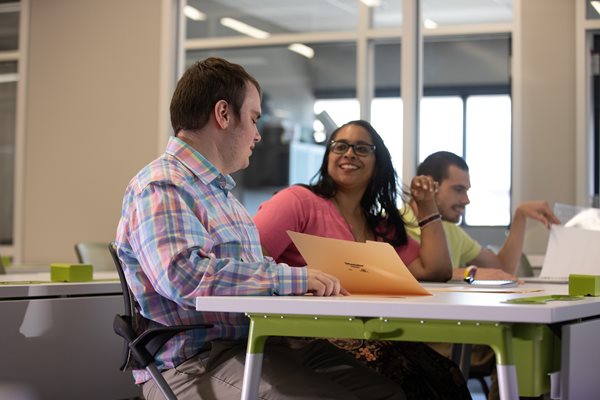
top-left (255, 120), bottom-right (470, 399)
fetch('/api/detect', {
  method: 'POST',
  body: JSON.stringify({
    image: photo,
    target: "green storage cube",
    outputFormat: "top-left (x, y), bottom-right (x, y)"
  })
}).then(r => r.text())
top-left (569, 274), bottom-right (600, 297)
top-left (1, 255), bottom-right (10, 267)
top-left (50, 263), bottom-right (93, 282)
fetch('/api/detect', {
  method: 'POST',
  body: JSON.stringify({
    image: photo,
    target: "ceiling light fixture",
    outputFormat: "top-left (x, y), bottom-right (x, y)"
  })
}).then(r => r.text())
top-left (220, 17), bottom-right (270, 39)
top-left (360, 0), bottom-right (381, 7)
top-left (288, 43), bottom-right (315, 59)
top-left (424, 19), bottom-right (438, 29)
top-left (592, 1), bottom-right (600, 15)
top-left (183, 5), bottom-right (206, 21)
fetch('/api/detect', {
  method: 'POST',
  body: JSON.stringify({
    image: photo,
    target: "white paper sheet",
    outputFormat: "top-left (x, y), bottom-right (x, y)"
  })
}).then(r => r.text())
top-left (539, 225), bottom-right (600, 278)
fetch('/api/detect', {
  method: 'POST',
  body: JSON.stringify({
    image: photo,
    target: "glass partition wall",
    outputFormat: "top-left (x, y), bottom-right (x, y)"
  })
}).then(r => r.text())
top-left (2, 1), bottom-right (598, 258)
top-left (586, 0), bottom-right (600, 207)
top-left (0, 0), bottom-right (19, 256)
top-left (184, 0), bottom-right (513, 227)
top-left (0, 0), bottom-right (516, 256)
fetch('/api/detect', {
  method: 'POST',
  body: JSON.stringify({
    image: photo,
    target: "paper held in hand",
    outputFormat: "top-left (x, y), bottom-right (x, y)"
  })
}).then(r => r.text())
top-left (287, 231), bottom-right (431, 296)
top-left (539, 224), bottom-right (600, 279)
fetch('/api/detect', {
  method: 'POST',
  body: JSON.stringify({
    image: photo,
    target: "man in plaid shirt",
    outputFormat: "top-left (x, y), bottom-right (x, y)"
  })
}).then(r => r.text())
top-left (115, 57), bottom-right (404, 400)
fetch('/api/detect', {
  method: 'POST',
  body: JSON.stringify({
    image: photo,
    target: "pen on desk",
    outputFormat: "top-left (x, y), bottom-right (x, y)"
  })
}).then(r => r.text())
top-left (464, 265), bottom-right (477, 284)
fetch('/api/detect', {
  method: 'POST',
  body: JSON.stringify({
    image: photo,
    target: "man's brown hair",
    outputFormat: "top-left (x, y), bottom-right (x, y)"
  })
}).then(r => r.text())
top-left (170, 57), bottom-right (261, 135)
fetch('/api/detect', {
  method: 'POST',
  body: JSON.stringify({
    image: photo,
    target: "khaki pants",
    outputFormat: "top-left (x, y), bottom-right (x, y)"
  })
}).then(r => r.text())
top-left (143, 338), bottom-right (406, 400)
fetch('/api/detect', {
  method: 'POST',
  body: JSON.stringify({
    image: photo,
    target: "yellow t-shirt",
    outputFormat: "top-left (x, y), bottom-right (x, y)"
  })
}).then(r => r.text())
top-left (401, 206), bottom-right (482, 268)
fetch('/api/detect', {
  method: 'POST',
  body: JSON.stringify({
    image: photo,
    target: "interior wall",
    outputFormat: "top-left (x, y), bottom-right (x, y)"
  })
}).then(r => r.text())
top-left (515, 0), bottom-right (576, 254)
top-left (21, 0), bottom-right (170, 263)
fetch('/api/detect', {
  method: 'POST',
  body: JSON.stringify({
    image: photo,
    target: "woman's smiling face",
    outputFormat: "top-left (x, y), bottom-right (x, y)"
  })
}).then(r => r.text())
top-left (327, 124), bottom-right (376, 192)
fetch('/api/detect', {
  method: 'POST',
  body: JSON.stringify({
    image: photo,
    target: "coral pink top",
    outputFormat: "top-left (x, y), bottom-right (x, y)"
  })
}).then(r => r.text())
top-left (254, 185), bottom-right (420, 267)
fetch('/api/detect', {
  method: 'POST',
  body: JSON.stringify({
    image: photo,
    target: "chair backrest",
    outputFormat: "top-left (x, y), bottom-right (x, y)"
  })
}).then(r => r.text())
top-left (109, 242), bottom-right (135, 316)
top-left (516, 253), bottom-right (534, 278)
top-left (75, 242), bottom-right (114, 271)
top-left (108, 242), bottom-right (213, 399)
top-left (108, 242), bottom-right (138, 370)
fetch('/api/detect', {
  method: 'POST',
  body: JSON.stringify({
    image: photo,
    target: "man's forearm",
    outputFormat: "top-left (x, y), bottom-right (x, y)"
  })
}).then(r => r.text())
top-left (496, 208), bottom-right (527, 274)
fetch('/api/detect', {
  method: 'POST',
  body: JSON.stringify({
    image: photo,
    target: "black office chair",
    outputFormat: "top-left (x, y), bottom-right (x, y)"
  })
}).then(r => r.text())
top-left (451, 343), bottom-right (492, 397)
top-left (109, 242), bottom-right (213, 400)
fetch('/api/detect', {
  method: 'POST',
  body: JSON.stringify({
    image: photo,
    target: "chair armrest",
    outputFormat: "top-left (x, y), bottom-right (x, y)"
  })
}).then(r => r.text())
top-left (113, 314), bottom-right (213, 369)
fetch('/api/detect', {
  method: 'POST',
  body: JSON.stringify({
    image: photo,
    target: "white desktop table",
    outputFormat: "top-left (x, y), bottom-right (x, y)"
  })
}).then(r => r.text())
top-left (0, 269), bottom-right (141, 400)
top-left (196, 283), bottom-right (600, 400)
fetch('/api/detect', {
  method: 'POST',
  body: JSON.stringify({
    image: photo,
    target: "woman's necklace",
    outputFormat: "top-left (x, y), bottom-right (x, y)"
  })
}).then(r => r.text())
top-left (332, 198), bottom-right (372, 242)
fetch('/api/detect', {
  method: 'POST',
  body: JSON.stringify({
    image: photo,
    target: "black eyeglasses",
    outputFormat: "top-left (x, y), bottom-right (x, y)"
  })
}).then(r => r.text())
top-left (329, 141), bottom-right (376, 157)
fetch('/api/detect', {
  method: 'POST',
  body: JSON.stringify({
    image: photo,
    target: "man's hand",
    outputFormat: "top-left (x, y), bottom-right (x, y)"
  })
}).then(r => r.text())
top-left (410, 175), bottom-right (438, 203)
top-left (515, 201), bottom-right (561, 228)
top-left (306, 268), bottom-right (349, 296)
top-left (410, 175), bottom-right (439, 215)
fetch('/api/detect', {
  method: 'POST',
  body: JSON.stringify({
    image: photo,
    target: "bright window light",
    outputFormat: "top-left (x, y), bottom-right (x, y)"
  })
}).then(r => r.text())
top-left (419, 96), bottom-right (463, 161)
top-left (314, 99), bottom-right (360, 128)
top-left (360, 0), bottom-right (381, 6)
top-left (424, 19), bottom-right (438, 29)
top-left (220, 17), bottom-right (270, 39)
top-left (592, 1), bottom-right (600, 15)
top-left (313, 120), bottom-right (327, 143)
top-left (184, 5), bottom-right (206, 21)
top-left (371, 98), bottom-right (404, 180)
top-left (288, 43), bottom-right (315, 59)
top-left (464, 95), bottom-right (511, 226)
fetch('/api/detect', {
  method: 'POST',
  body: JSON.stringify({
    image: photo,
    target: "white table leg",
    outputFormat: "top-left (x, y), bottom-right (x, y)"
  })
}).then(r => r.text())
top-left (497, 364), bottom-right (519, 400)
top-left (242, 352), bottom-right (263, 400)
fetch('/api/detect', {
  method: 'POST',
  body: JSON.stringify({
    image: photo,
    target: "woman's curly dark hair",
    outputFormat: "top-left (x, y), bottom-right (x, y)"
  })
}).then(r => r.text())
top-left (306, 120), bottom-right (409, 247)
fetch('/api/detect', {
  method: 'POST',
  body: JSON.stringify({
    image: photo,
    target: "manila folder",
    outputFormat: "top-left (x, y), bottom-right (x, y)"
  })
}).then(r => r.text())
top-left (288, 231), bottom-right (430, 296)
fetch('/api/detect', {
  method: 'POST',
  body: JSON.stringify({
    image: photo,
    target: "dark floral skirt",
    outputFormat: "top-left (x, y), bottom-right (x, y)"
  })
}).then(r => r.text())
top-left (328, 338), bottom-right (472, 400)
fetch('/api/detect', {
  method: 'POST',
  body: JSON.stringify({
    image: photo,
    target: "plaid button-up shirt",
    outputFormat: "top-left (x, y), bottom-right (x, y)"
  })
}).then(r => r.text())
top-left (115, 136), bottom-right (307, 383)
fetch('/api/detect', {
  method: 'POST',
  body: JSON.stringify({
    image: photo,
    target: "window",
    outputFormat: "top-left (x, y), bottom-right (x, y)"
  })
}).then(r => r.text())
top-left (0, 0), bottom-right (20, 249)
top-left (371, 98), bottom-right (403, 177)
top-left (314, 99), bottom-right (359, 128)
top-left (184, 1), bottom-right (513, 223)
top-left (0, 2), bottom-right (19, 52)
top-left (421, 35), bottom-right (510, 227)
top-left (419, 96), bottom-right (463, 160)
top-left (465, 95), bottom-right (512, 225)
top-left (315, 93), bottom-right (512, 227)
top-left (419, 94), bottom-right (512, 226)
top-left (0, 63), bottom-right (17, 245)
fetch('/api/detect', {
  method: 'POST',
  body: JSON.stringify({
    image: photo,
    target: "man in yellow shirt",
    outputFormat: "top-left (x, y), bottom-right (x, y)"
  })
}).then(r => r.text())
top-left (405, 151), bottom-right (559, 279)
top-left (404, 151), bottom-right (560, 400)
